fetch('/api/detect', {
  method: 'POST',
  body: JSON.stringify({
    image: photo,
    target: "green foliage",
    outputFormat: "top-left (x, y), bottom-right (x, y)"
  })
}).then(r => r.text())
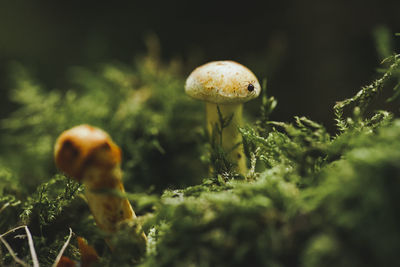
top-left (20, 175), bottom-right (81, 227)
top-left (334, 53), bottom-right (400, 132)
top-left (1, 31), bottom-right (400, 266)
top-left (0, 175), bottom-right (83, 266)
top-left (301, 120), bottom-right (400, 266)
top-left (256, 79), bottom-right (278, 134)
top-left (1, 37), bottom-right (206, 194)
top-left (141, 175), bottom-right (301, 267)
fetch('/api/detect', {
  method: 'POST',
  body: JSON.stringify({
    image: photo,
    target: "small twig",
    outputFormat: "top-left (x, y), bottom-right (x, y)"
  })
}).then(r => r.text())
top-left (0, 202), bottom-right (10, 214)
top-left (24, 226), bottom-right (39, 267)
top-left (0, 225), bottom-right (26, 238)
top-left (52, 228), bottom-right (73, 267)
top-left (0, 235), bottom-right (29, 267)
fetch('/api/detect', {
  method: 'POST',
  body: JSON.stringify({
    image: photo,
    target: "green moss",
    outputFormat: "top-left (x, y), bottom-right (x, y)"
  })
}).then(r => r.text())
top-left (1, 32), bottom-right (400, 266)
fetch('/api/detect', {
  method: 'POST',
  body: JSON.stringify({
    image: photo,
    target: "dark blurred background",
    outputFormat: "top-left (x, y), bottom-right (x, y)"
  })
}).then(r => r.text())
top-left (1, 0), bottom-right (399, 131)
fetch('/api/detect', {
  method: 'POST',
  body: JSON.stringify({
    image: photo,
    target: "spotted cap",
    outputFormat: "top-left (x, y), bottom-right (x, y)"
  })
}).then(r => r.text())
top-left (185, 60), bottom-right (261, 104)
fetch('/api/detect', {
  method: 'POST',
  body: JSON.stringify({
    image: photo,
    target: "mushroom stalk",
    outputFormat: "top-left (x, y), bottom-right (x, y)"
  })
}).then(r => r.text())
top-left (54, 125), bottom-right (146, 252)
top-left (206, 102), bottom-right (247, 175)
top-left (82, 160), bottom-right (147, 245)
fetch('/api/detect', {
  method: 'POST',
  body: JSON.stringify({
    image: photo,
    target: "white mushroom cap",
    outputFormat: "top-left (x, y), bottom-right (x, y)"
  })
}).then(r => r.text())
top-left (185, 60), bottom-right (261, 104)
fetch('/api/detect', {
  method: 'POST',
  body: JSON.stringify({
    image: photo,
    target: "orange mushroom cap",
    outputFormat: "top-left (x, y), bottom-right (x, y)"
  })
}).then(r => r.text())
top-left (54, 124), bottom-right (121, 181)
top-left (77, 236), bottom-right (100, 267)
top-left (56, 256), bottom-right (77, 267)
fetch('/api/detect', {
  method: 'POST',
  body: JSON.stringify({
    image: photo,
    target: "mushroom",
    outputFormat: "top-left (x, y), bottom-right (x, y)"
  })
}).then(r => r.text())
top-left (185, 61), bottom-right (261, 175)
top-left (54, 124), bottom-right (146, 252)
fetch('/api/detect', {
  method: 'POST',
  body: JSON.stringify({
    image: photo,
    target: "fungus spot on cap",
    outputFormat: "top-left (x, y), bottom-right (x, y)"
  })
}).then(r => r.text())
top-left (185, 60), bottom-right (261, 104)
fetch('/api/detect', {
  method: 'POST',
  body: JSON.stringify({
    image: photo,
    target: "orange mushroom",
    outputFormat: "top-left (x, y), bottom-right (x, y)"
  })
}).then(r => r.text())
top-left (54, 125), bottom-right (146, 251)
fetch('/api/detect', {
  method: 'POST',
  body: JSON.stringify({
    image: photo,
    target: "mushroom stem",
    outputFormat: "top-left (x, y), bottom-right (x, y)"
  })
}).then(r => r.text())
top-left (206, 102), bottom-right (247, 175)
top-left (82, 163), bottom-right (147, 246)
top-left (54, 125), bottom-right (146, 253)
